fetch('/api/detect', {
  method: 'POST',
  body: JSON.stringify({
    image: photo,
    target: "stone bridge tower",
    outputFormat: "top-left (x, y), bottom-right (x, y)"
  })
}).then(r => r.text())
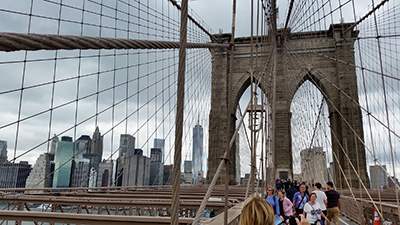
top-left (207, 23), bottom-right (370, 188)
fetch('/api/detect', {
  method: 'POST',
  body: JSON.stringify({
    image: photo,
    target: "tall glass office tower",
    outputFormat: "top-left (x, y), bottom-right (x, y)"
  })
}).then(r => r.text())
top-left (192, 120), bottom-right (203, 183)
top-left (53, 136), bottom-right (74, 188)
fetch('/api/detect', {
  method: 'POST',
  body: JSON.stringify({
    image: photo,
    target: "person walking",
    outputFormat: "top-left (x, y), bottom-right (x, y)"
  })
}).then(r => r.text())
top-left (277, 190), bottom-right (297, 225)
top-left (303, 193), bottom-right (329, 225)
top-left (312, 183), bottom-right (327, 225)
top-left (325, 181), bottom-right (340, 225)
top-left (293, 183), bottom-right (308, 216)
top-left (287, 181), bottom-right (298, 202)
top-left (266, 187), bottom-right (281, 216)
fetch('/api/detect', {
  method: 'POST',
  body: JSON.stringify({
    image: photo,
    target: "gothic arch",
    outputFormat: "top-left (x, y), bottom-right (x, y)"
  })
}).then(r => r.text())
top-left (208, 24), bottom-right (369, 187)
top-left (230, 73), bottom-right (270, 115)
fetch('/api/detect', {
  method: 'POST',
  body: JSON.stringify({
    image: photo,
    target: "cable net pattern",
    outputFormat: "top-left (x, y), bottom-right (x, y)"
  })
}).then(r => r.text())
top-left (0, 0), bottom-right (211, 189)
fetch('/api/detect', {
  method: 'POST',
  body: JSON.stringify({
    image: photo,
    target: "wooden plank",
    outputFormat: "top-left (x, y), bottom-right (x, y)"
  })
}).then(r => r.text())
top-left (0, 210), bottom-right (193, 225)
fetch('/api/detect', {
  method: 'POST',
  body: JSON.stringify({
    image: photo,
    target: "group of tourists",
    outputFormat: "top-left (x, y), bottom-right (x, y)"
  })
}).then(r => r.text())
top-left (240, 180), bottom-right (341, 225)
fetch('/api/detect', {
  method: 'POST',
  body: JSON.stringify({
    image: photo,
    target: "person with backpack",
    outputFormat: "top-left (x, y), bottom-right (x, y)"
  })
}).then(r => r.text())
top-left (293, 183), bottom-right (309, 216)
top-left (303, 193), bottom-right (330, 225)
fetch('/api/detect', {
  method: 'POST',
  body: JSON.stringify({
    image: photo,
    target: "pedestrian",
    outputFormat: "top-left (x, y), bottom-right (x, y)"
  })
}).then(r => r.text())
top-left (312, 183), bottom-right (327, 225)
top-left (266, 186), bottom-right (280, 216)
top-left (293, 183), bottom-right (308, 216)
top-left (287, 181), bottom-right (298, 202)
top-left (277, 190), bottom-right (296, 225)
top-left (276, 178), bottom-right (283, 190)
top-left (303, 193), bottom-right (329, 225)
top-left (325, 181), bottom-right (340, 225)
top-left (240, 194), bottom-right (274, 225)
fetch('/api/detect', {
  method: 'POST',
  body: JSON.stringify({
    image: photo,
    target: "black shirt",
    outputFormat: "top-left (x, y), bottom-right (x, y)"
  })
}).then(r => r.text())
top-left (279, 198), bottom-right (285, 216)
top-left (325, 189), bottom-right (340, 208)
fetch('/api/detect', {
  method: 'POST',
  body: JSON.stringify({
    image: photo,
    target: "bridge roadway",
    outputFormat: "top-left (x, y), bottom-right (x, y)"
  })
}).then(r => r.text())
top-left (0, 186), bottom-right (397, 224)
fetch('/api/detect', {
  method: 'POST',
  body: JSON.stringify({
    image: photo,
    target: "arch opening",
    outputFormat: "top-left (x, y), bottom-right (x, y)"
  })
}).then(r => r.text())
top-left (290, 79), bottom-right (333, 186)
top-left (235, 81), bottom-right (271, 185)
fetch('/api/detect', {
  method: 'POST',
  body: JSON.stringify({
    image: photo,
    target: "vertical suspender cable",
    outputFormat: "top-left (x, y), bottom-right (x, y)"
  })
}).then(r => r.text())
top-left (170, 0), bottom-right (188, 224)
top-left (370, 0), bottom-right (400, 220)
top-left (270, 0), bottom-right (278, 184)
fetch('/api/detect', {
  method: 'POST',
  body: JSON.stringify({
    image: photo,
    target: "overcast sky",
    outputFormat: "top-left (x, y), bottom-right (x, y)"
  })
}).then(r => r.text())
top-left (0, 0), bottom-right (399, 180)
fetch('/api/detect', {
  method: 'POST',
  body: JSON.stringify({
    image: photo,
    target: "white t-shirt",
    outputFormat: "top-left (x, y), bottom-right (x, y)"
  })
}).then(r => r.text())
top-left (312, 190), bottom-right (327, 210)
top-left (303, 202), bottom-right (322, 224)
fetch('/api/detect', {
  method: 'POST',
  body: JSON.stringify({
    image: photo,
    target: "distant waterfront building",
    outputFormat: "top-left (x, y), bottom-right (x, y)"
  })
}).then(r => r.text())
top-left (300, 147), bottom-right (328, 185)
top-left (75, 135), bottom-right (92, 160)
top-left (183, 160), bottom-right (193, 184)
top-left (97, 159), bottom-right (113, 187)
top-left (122, 149), bottom-right (150, 186)
top-left (192, 121), bottom-right (203, 184)
top-left (150, 148), bottom-right (162, 185)
top-left (163, 164), bottom-right (173, 185)
top-left (87, 127), bottom-right (103, 170)
top-left (370, 165), bottom-right (388, 189)
top-left (115, 134), bottom-right (135, 185)
top-left (0, 140), bottom-right (7, 163)
top-left (118, 134), bottom-right (135, 157)
top-left (153, 138), bottom-right (165, 184)
top-left (115, 156), bottom-right (124, 186)
top-left (0, 161), bottom-right (32, 188)
top-left (154, 139), bottom-right (165, 156)
top-left (88, 167), bottom-right (97, 188)
top-left (49, 135), bottom-right (59, 155)
top-left (25, 153), bottom-right (54, 189)
top-left (70, 158), bottom-right (90, 187)
top-left (53, 136), bottom-right (74, 188)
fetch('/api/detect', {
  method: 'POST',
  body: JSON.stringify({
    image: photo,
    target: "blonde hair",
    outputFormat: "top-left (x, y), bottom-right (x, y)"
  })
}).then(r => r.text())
top-left (239, 195), bottom-right (274, 225)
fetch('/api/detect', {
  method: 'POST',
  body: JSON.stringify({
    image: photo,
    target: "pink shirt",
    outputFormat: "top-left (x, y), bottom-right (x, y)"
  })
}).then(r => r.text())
top-left (281, 197), bottom-right (294, 216)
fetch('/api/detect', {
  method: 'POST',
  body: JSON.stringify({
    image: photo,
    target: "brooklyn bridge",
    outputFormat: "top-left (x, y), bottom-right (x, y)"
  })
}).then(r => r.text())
top-left (0, 0), bottom-right (398, 224)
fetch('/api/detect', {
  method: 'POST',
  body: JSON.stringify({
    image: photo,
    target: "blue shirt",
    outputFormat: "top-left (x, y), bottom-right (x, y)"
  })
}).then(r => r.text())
top-left (266, 195), bottom-right (281, 215)
top-left (293, 192), bottom-right (308, 209)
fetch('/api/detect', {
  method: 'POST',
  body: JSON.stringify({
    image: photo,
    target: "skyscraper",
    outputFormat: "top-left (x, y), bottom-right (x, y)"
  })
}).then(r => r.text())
top-left (97, 159), bottom-right (113, 187)
top-left (53, 136), bottom-right (74, 188)
top-left (75, 135), bottom-right (92, 159)
top-left (89, 127), bottom-right (103, 170)
top-left (49, 135), bottom-right (59, 155)
top-left (300, 147), bottom-right (328, 185)
top-left (192, 120), bottom-right (203, 183)
top-left (0, 161), bottom-right (31, 188)
top-left (153, 138), bottom-right (165, 185)
top-left (25, 153), bottom-right (54, 189)
top-left (153, 138), bottom-right (165, 161)
top-left (184, 160), bottom-right (193, 184)
top-left (70, 158), bottom-right (90, 187)
top-left (163, 165), bottom-right (173, 185)
top-left (370, 165), bottom-right (388, 189)
top-left (0, 140), bottom-right (7, 163)
top-left (88, 167), bottom-right (97, 188)
top-left (118, 134), bottom-right (135, 157)
top-left (115, 134), bottom-right (136, 186)
top-left (150, 148), bottom-right (162, 185)
top-left (121, 149), bottom-right (150, 186)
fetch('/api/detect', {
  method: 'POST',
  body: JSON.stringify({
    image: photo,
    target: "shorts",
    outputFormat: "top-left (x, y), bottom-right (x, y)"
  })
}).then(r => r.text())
top-left (327, 207), bottom-right (340, 222)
